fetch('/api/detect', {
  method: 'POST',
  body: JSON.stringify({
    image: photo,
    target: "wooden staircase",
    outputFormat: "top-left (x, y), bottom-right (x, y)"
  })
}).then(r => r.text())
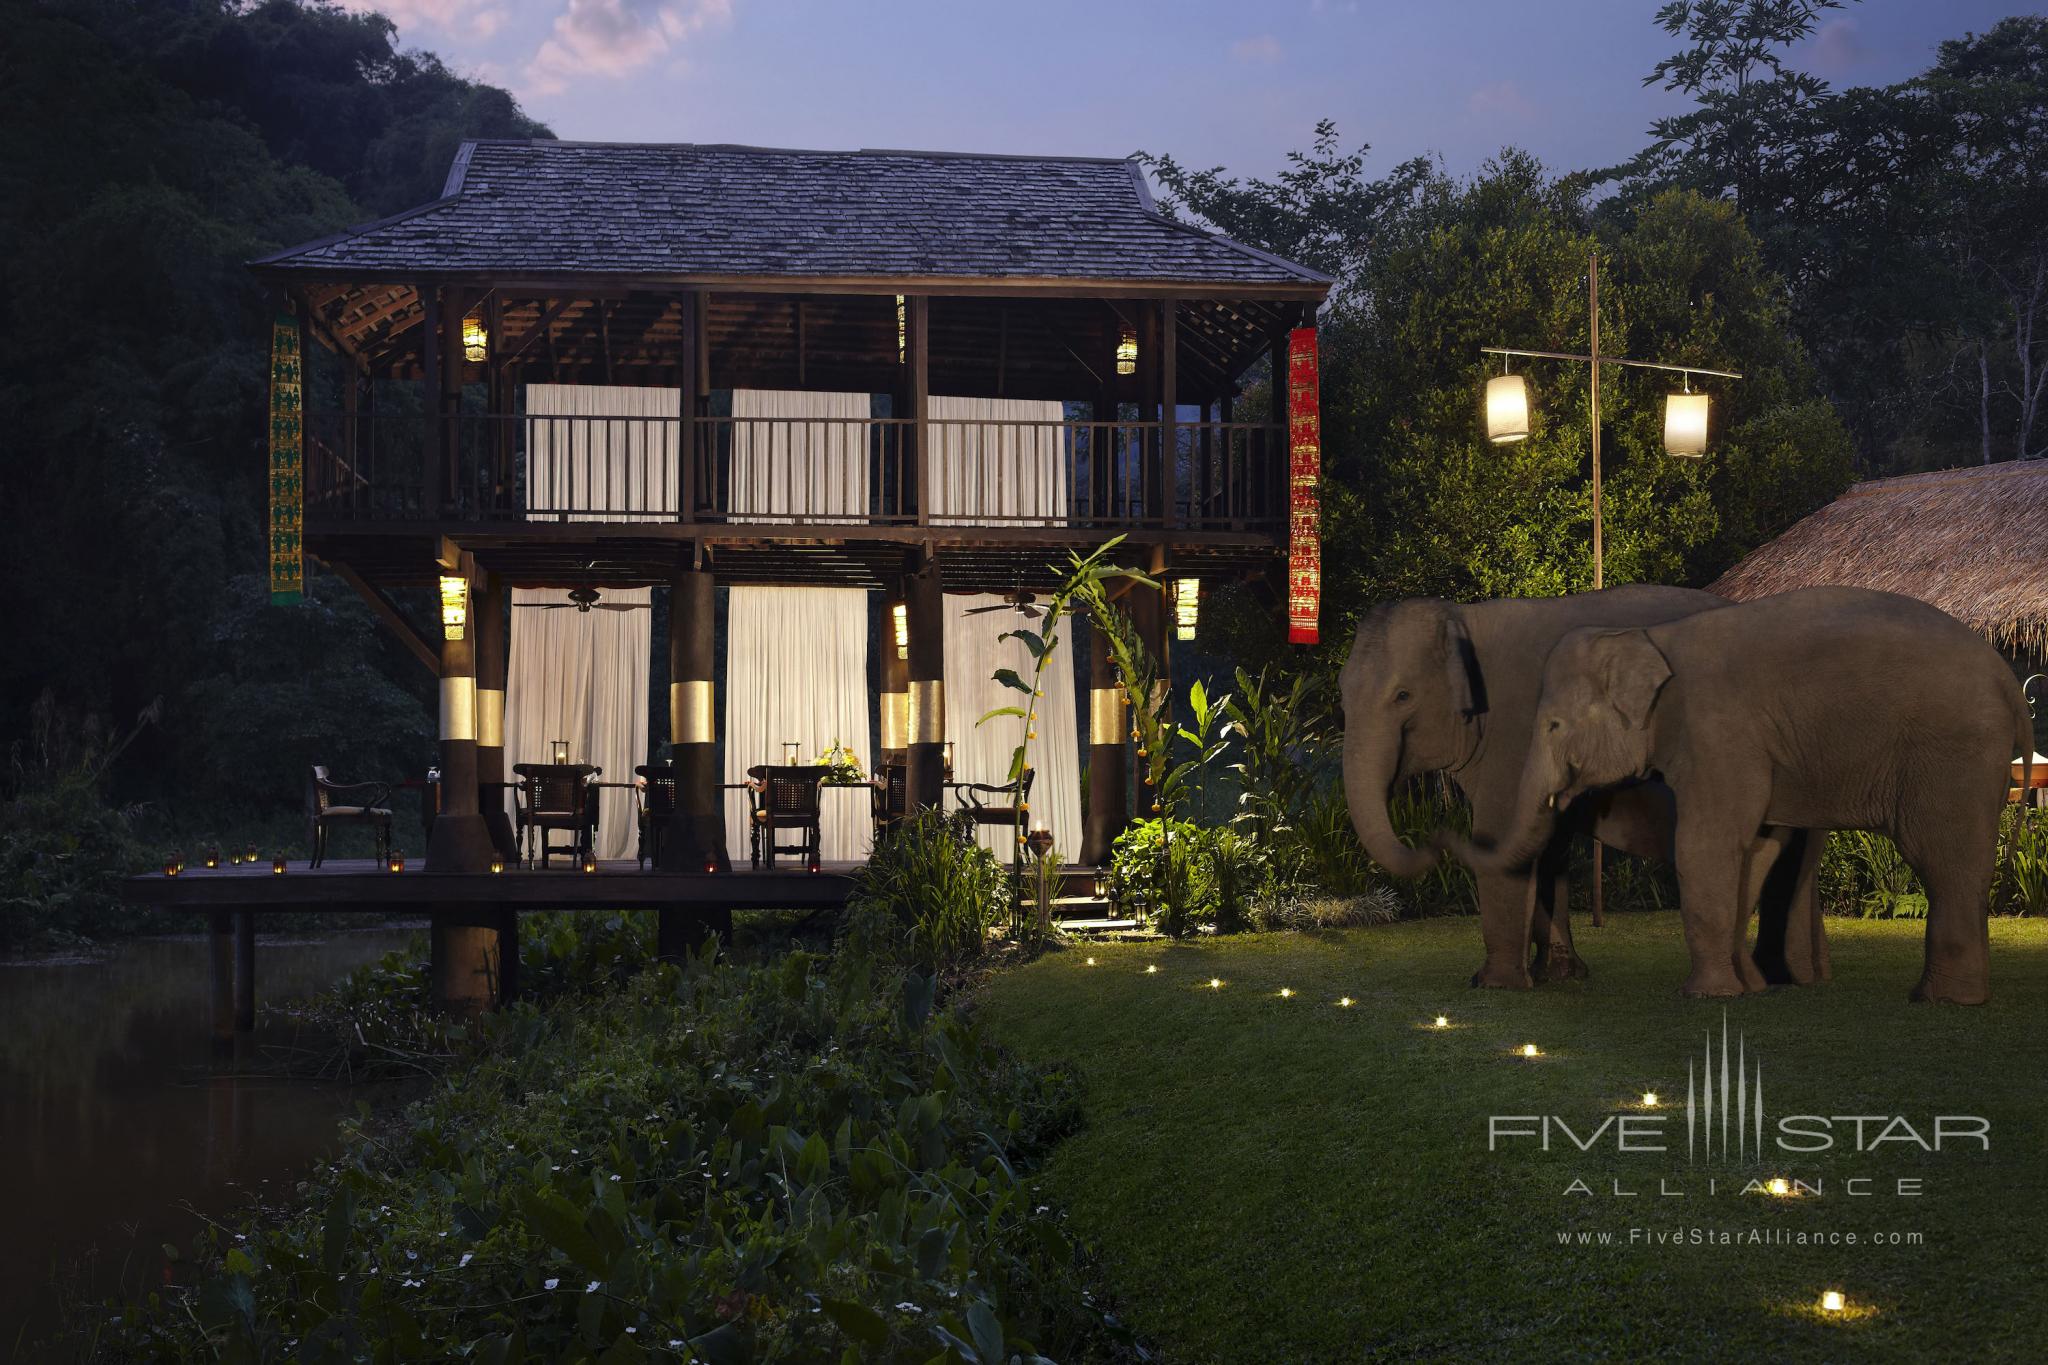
top-left (1018, 865), bottom-right (1146, 937)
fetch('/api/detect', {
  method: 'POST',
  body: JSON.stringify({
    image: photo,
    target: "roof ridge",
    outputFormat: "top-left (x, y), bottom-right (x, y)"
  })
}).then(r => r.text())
top-left (1841, 458), bottom-right (2048, 498)
top-left (469, 137), bottom-right (1135, 165)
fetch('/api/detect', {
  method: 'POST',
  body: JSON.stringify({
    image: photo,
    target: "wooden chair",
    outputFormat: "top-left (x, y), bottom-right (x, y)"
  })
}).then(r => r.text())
top-left (746, 764), bottom-right (826, 869)
top-left (305, 765), bottom-right (393, 867)
top-left (870, 761), bottom-right (908, 845)
top-left (635, 763), bottom-right (676, 869)
top-left (956, 767), bottom-right (1034, 875)
top-left (512, 762), bottom-right (600, 868)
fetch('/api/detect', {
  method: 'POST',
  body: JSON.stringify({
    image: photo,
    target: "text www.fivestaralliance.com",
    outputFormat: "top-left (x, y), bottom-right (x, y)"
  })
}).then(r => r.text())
top-left (1557, 1227), bottom-right (1925, 1247)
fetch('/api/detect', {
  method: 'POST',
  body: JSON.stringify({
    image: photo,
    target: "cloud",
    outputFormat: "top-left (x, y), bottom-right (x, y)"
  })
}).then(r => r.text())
top-left (335, 0), bottom-right (506, 41)
top-left (524, 0), bottom-right (733, 95)
top-left (1467, 80), bottom-right (1537, 123)
top-left (1809, 17), bottom-right (1870, 76)
top-left (1230, 34), bottom-right (1283, 64)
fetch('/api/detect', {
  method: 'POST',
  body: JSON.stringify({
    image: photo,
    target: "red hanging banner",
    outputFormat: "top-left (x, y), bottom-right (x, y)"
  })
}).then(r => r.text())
top-left (1286, 326), bottom-right (1321, 645)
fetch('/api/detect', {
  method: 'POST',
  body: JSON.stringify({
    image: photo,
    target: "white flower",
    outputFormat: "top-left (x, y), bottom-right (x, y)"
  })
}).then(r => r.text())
top-left (459, 1253), bottom-right (474, 1268)
top-left (896, 1302), bottom-right (922, 1313)
top-left (586, 1280), bottom-right (601, 1294)
top-left (544, 1278), bottom-right (560, 1290)
top-left (609, 1174), bottom-right (621, 1182)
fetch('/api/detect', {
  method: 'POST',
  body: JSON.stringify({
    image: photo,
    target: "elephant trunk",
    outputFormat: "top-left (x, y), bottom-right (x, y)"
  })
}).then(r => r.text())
top-left (1444, 752), bottom-right (1559, 874)
top-left (1343, 727), bottom-right (1439, 879)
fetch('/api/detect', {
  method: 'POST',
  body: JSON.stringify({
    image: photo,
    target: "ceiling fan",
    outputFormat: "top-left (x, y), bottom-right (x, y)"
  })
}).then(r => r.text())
top-left (516, 586), bottom-right (646, 613)
top-left (964, 590), bottom-right (1045, 619)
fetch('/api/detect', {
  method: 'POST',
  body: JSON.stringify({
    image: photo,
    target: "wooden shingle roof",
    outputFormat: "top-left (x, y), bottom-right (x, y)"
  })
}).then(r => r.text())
top-left (254, 140), bottom-right (1331, 293)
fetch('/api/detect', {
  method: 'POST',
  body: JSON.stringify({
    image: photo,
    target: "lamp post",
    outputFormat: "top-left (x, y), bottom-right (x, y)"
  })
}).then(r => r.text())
top-left (1483, 250), bottom-right (1741, 916)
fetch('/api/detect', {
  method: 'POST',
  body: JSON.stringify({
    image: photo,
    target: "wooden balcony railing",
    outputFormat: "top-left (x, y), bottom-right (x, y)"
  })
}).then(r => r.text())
top-left (303, 411), bottom-right (1286, 533)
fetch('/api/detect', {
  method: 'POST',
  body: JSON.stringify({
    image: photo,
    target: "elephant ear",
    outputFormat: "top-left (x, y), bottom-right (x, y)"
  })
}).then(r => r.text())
top-left (1589, 630), bottom-right (1672, 730)
top-left (1437, 608), bottom-right (1478, 717)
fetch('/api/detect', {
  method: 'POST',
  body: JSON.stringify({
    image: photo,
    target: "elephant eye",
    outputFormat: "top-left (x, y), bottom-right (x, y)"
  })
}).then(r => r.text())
top-left (1546, 719), bottom-right (1561, 733)
top-left (1394, 689), bottom-right (1411, 704)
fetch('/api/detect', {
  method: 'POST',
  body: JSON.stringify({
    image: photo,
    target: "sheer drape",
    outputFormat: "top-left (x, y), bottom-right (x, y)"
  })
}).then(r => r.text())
top-left (929, 396), bottom-right (1067, 526)
top-left (944, 595), bottom-right (1082, 860)
top-left (729, 389), bottom-right (872, 524)
top-left (503, 587), bottom-right (651, 861)
top-left (526, 383), bottom-right (680, 522)
top-left (723, 586), bottom-right (873, 863)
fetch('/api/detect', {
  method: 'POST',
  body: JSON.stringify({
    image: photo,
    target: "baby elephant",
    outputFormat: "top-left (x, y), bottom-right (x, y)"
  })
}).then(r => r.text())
top-left (1466, 586), bottom-right (2031, 1003)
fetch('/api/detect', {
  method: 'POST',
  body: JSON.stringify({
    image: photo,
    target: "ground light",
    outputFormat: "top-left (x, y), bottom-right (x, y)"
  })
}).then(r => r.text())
top-left (1521, 1043), bottom-right (1540, 1058)
top-left (1338, 997), bottom-right (1354, 1008)
top-left (1433, 1014), bottom-right (1449, 1028)
top-left (1208, 978), bottom-right (1224, 989)
top-left (387, 852), bottom-right (405, 873)
top-left (1768, 1177), bottom-right (1792, 1197)
top-left (1278, 987), bottom-right (1294, 999)
top-left (1144, 965), bottom-right (1158, 975)
top-left (1642, 1091), bottom-right (1659, 1107)
top-left (1085, 956), bottom-right (1096, 966)
top-left (1821, 1291), bottom-right (1845, 1314)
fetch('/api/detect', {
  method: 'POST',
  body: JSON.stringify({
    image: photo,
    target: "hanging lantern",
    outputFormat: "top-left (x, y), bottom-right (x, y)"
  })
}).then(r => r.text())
top-left (892, 601), bottom-right (908, 660)
top-left (1286, 327), bottom-right (1322, 645)
top-left (1485, 373), bottom-right (1530, 444)
top-left (439, 575), bottom-right (468, 641)
top-left (1665, 385), bottom-right (1710, 458)
top-left (461, 311), bottom-right (488, 364)
top-left (1173, 577), bottom-right (1200, 642)
top-left (895, 295), bottom-right (907, 364)
top-left (1116, 323), bottom-right (1138, 376)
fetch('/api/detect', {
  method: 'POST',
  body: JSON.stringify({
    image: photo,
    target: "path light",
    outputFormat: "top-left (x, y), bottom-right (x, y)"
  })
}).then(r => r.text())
top-left (1434, 1015), bottom-right (1449, 1029)
top-left (164, 853), bottom-right (184, 877)
top-left (1208, 977), bottom-right (1223, 990)
top-left (1278, 987), bottom-right (1294, 999)
top-left (582, 853), bottom-right (598, 874)
top-left (1085, 956), bottom-right (1097, 966)
top-left (1485, 372), bottom-right (1529, 444)
top-left (203, 847), bottom-right (221, 870)
top-left (1665, 377), bottom-right (1710, 458)
top-left (1642, 1091), bottom-right (1659, 1107)
top-left (1338, 997), bottom-right (1354, 1008)
top-left (1820, 1291), bottom-right (1845, 1314)
top-left (1145, 965), bottom-right (1158, 975)
top-left (1173, 577), bottom-right (1200, 642)
top-left (1768, 1177), bottom-right (1792, 1197)
top-left (1522, 1043), bottom-right (1540, 1058)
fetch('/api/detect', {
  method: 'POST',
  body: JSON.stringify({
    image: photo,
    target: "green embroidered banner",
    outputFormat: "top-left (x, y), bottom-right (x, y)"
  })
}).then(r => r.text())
top-left (268, 312), bottom-right (304, 604)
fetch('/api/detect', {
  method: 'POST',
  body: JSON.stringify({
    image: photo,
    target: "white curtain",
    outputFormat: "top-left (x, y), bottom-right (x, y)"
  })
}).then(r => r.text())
top-left (930, 396), bottom-right (1067, 527)
top-left (502, 587), bottom-right (651, 861)
top-left (525, 382), bottom-right (680, 522)
top-left (729, 389), bottom-right (872, 524)
top-left (723, 586), bottom-right (873, 863)
top-left (944, 594), bottom-right (1083, 861)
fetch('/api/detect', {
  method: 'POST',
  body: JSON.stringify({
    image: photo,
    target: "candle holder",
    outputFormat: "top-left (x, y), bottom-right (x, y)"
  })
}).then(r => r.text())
top-left (550, 739), bottom-right (569, 764)
top-left (271, 854), bottom-right (288, 875)
top-left (782, 740), bottom-right (801, 765)
top-left (202, 846), bottom-right (221, 870)
top-left (489, 858), bottom-right (505, 875)
top-left (164, 853), bottom-right (184, 877)
top-left (580, 852), bottom-right (598, 874)
top-left (387, 852), bottom-right (406, 873)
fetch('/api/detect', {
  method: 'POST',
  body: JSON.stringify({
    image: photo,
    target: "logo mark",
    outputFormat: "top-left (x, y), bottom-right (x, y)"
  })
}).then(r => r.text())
top-left (1687, 1011), bottom-right (1763, 1163)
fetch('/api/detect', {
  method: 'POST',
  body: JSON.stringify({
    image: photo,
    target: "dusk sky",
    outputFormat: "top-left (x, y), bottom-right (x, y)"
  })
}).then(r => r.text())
top-left (348, 0), bottom-right (2025, 182)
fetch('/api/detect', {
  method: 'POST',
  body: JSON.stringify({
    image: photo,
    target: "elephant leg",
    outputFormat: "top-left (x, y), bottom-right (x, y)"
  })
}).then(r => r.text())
top-left (1899, 799), bottom-right (1996, 1006)
top-left (1528, 837), bottom-right (1587, 982)
top-left (1471, 867), bottom-right (1536, 990)
top-left (1755, 828), bottom-right (1830, 985)
top-left (1673, 819), bottom-right (1763, 998)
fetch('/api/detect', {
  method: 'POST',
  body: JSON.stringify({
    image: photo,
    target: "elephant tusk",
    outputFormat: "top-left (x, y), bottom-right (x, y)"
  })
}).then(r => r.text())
top-left (1545, 792), bottom-right (1558, 810)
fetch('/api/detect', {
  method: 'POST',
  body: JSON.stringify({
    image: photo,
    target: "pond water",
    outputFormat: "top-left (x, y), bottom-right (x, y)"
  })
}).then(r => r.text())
top-left (0, 927), bottom-right (421, 1351)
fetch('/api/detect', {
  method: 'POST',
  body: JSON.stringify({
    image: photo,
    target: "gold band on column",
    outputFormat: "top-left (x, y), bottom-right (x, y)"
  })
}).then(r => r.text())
top-left (670, 680), bottom-right (715, 745)
top-left (476, 688), bottom-right (505, 748)
top-left (879, 691), bottom-right (909, 752)
top-left (907, 679), bottom-right (945, 745)
top-left (439, 676), bottom-right (476, 742)
top-left (1088, 687), bottom-right (1125, 746)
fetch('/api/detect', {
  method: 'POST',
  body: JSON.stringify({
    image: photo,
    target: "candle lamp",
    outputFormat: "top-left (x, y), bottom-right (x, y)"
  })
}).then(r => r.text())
top-left (581, 852), bottom-right (598, 874)
top-left (489, 858), bottom-right (505, 875)
top-left (202, 847), bottom-right (221, 870)
top-left (549, 739), bottom-right (569, 765)
top-left (164, 853), bottom-right (183, 877)
top-left (387, 852), bottom-right (405, 873)
top-left (271, 854), bottom-right (287, 875)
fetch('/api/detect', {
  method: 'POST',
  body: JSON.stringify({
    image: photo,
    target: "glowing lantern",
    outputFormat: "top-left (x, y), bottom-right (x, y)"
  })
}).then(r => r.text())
top-left (164, 853), bottom-right (184, 877)
top-left (895, 295), bottom-right (907, 363)
top-left (1173, 577), bottom-right (1200, 642)
top-left (489, 858), bottom-right (505, 875)
top-left (439, 575), bottom-right (468, 641)
top-left (550, 739), bottom-right (570, 765)
top-left (1485, 373), bottom-right (1530, 444)
top-left (461, 312), bottom-right (488, 363)
top-left (1115, 323), bottom-right (1137, 376)
top-left (202, 848), bottom-right (221, 870)
top-left (271, 854), bottom-right (287, 875)
top-left (387, 852), bottom-right (405, 873)
top-left (581, 853), bottom-right (598, 874)
top-left (892, 601), bottom-right (908, 660)
top-left (1665, 388), bottom-right (1710, 458)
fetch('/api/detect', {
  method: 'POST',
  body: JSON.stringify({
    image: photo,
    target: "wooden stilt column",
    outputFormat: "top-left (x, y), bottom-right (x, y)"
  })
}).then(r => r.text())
top-left (208, 911), bottom-right (235, 1047)
top-left (431, 908), bottom-right (501, 1017)
top-left (234, 912), bottom-right (255, 1033)
top-left (1081, 614), bottom-right (1127, 866)
top-left (660, 564), bottom-right (729, 889)
top-left (880, 592), bottom-right (910, 765)
top-left (475, 571), bottom-right (517, 862)
top-left (903, 558), bottom-right (946, 811)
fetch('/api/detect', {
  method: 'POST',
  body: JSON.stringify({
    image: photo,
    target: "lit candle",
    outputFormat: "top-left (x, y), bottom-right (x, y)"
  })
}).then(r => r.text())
top-left (387, 853), bottom-right (405, 873)
top-left (581, 854), bottom-right (597, 874)
top-left (489, 859), bottom-right (505, 874)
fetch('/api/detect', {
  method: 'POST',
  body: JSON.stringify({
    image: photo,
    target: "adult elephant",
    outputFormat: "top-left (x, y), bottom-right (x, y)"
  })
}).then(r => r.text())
top-left (1339, 588), bottom-right (1828, 989)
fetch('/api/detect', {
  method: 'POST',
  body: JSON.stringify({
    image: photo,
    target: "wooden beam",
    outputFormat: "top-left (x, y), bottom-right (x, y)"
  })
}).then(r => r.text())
top-left (321, 557), bottom-right (440, 673)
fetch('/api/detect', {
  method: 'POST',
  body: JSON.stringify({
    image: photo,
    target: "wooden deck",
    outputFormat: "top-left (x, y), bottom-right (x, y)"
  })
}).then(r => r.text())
top-left (123, 857), bottom-right (860, 914)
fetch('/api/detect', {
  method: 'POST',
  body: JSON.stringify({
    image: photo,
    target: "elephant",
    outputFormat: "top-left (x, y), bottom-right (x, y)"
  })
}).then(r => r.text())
top-left (1460, 586), bottom-right (2032, 1003)
top-left (1340, 587), bottom-right (1828, 990)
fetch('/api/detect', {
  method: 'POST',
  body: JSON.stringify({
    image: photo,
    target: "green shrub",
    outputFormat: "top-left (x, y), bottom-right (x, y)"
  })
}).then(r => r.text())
top-left (1107, 818), bottom-right (1210, 937)
top-left (1996, 805), bottom-right (2047, 916)
top-left (1819, 830), bottom-right (1924, 918)
top-left (848, 811), bottom-right (1010, 973)
top-left (96, 950), bottom-right (1121, 1363)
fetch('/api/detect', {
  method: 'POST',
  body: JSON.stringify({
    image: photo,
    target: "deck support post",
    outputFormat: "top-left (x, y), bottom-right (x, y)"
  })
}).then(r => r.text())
top-left (234, 912), bottom-right (255, 1033)
top-left (475, 570), bottom-right (517, 862)
top-left (431, 906), bottom-right (501, 1017)
top-left (426, 553), bottom-right (495, 874)
top-left (208, 911), bottom-right (235, 1046)
top-left (1082, 616), bottom-right (1127, 865)
top-left (661, 564), bottom-right (729, 876)
top-left (904, 556), bottom-right (946, 812)
top-left (496, 908), bottom-right (521, 1004)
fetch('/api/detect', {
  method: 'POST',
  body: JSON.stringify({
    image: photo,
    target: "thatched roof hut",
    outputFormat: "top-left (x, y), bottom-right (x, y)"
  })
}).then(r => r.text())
top-left (1711, 460), bottom-right (2048, 656)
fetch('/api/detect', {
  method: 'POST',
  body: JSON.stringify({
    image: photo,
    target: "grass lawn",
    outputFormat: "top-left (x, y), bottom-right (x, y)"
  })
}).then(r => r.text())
top-left (977, 915), bottom-right (2048, 1363)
